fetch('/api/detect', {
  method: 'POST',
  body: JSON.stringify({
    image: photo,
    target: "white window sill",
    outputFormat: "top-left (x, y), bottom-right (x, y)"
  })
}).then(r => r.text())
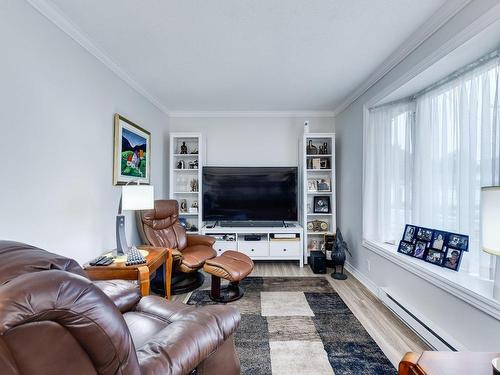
top-left (362, 239), bottom-right (500, 320)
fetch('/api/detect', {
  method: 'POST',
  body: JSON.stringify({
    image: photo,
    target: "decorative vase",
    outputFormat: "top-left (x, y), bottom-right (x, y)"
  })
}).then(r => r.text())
top-left (306, 140), bottom-right (318, 155)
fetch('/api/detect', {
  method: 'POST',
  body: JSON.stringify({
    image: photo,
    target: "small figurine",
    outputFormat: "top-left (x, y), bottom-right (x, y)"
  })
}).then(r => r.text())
top-left (177, 160), bottom-right (185, 169)
top-left (189, 201), bottom-right (199, 213)
top-left (318, 142), bottom-right (329, 155)
top-left (180, 142), bottom-right (188, 154)
top-left (190, 149), bottom-right (199, 154)
top-left (180, 199), bottom-right (188, 212)
top-left (190, 179), bottom-right (198, 192)
top-left (188, 159), bottom-right (198, 169)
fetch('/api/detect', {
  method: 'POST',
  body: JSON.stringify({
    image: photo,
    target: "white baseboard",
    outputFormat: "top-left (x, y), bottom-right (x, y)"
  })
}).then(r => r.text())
top-left (344, 261), bottom-right (467, 352)
top-left (344, 261), bottom-right (380, 296)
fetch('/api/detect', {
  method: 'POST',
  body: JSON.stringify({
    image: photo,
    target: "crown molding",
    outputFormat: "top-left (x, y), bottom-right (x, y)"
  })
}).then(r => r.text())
top-left (333, 0), bottom-right (472, 117)
top-left (26, 0), bottom-right (170, 115)
top-left (364, 1), bottom-right (500, 109)
top-left (168, 111), bottom-right (335, 118)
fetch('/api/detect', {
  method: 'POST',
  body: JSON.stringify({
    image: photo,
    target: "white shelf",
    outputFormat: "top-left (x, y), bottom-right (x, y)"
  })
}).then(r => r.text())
top-left (302, 133), bottom-right (336, 265)
top-left (170, 133), bottom-right (203, 232)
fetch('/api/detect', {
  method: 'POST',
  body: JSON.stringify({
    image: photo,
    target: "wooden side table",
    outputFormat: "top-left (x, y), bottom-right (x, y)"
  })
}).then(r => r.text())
top-left (84, 246), bottom-right (173, 299)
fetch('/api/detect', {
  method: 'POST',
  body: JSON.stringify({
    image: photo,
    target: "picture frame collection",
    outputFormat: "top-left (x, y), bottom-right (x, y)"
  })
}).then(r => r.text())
top-left (398, 225), bottom-right (469, 271)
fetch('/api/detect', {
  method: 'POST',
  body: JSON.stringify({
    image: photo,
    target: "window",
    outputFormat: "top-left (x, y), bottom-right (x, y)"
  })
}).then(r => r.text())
top-left (364, 55), bottom-right (500, 280)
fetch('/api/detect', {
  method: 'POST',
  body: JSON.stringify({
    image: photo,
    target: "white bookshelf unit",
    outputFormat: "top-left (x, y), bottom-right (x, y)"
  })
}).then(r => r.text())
top-left (169, 133), bottom-right (203, 234)
top-left (300, 133), bottom-right (336, 264)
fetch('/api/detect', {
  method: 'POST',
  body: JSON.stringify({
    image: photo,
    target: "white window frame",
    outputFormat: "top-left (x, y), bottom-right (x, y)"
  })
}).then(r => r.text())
top-left (361, 97), bottom-right (500, 321)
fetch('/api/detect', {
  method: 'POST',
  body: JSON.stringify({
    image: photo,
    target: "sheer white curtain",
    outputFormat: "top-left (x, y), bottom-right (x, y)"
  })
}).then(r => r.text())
top-left (365, 56), bottom-right (500, 279)
top-left (414, 58), bottom-right (500, 278)
top-left (363, 102), bottom-right (414, 244)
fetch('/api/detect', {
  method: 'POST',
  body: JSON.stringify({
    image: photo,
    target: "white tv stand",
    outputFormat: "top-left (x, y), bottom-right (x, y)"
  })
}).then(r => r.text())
top-left (201, 224), bottom-right (304, 267)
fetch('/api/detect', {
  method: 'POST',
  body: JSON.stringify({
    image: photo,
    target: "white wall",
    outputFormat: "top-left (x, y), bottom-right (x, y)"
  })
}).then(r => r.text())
top-left (0, 1), bottom-right (169, 264)
top-left (170, 116), bottom-right (334, 166)
top-left (335, 0), bottom-right (500, 351)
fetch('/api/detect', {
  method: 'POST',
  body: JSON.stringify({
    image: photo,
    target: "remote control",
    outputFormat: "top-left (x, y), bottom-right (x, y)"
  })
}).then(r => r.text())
top-left (99, 257), bottom-right (114, 266)
top-left (89, 255), bottom-right (106, 266)
top-left (205, 221), bottom-right (217, 229)
top-left (90, 255), bottom-right (114, 266)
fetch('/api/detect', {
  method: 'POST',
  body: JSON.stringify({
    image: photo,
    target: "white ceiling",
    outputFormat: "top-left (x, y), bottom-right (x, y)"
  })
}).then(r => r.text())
top-left (47, 0), bottom-right (449, 112)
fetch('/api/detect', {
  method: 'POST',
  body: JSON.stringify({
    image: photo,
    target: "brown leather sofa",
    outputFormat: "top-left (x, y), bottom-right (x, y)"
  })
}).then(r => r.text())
top-left (0, 241), bottom-right (241, 375)
top-left (137, 200), bottom-right (217, 294)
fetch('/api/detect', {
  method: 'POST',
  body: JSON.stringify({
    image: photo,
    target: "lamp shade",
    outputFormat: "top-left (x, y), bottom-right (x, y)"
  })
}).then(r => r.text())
top-left (481, 186), bottom-right (500, 256)
top-left (122, 185), bottom-right (154, 211)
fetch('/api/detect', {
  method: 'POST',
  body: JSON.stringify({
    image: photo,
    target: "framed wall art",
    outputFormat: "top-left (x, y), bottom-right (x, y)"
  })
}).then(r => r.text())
top-left (113, 114), bottom-right (151, 185)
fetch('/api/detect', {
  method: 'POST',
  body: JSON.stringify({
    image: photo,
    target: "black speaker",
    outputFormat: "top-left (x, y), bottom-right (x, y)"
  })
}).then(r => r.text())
top-left (309, 251), bottom-right (326, 274)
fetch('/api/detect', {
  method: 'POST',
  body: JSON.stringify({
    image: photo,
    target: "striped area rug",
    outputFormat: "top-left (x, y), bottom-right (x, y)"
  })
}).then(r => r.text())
top-left (187, 277), bottom-right (396, 375)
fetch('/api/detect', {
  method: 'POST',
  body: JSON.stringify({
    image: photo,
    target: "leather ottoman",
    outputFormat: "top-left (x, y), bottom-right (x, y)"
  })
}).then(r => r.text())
top-left (203, 250), bottom-right (254, 302)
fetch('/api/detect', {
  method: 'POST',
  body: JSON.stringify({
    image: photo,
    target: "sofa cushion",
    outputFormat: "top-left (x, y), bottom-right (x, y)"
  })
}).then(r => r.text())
top-left (123, 312), bottom-right (169, 349)
top-left (181, 245), bottom-right (216, 269)
top-left (204, 250), bottom-right (254, 282)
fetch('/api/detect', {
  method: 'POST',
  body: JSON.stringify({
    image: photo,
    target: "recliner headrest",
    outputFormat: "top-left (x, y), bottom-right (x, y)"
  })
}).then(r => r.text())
top-left (0, 241), bottom-right (87, 285)
top-left (141, 200), bottom-right (179, 223)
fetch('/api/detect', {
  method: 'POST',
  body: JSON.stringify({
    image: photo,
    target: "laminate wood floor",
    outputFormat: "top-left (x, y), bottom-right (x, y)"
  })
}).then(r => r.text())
top-left (172, 260), bottom-right (430, 368)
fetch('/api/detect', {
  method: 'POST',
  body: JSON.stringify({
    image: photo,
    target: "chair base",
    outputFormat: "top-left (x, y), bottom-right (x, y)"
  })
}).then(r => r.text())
top-left (151, 268), bottom-right (205, 295)
top-left (171, 271), bottom-right (205, 295)
top-left (209, 275), bottom-right (244, 303)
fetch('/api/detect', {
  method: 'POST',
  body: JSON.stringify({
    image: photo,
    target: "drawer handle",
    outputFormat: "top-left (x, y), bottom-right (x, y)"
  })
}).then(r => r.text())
top-left (283, 249), bottom-right (287, 252)
top-left (251, 249), bottom-right (254, 251)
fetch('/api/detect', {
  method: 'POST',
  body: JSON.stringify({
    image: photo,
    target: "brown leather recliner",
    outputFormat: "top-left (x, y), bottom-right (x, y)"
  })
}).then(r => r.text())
top-left (137, 200), bottom-right (217, 294)
top-left (0, 241), bottom-right (240, 375)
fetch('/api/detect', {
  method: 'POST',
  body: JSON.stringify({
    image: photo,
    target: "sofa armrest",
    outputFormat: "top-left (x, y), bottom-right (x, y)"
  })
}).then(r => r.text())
top-left (93, 280), bottom-right (141, 313)
top-left (134, 296), bottom-right (240, 339)
top-left (135, 296), bottom-right (240, 375)
top-left (0, 270), bottom-right (140, 373)
top-left (187, 234), bottom-right (216, 248)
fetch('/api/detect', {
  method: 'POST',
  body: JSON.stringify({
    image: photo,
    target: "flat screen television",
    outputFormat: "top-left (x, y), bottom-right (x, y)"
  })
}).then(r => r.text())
top-left (202, 167), bottom-right (298, 221)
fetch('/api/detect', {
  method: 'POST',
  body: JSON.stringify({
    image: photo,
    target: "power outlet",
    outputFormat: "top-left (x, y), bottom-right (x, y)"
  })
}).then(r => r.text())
top-left (366, 259), bottom-right (371, 273)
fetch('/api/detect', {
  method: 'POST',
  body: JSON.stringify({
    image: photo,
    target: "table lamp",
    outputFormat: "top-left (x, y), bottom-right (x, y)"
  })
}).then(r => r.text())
top-left (481, 186), bottom-right (500, 300)
top-left (116, 183), bottom-right (154, 256)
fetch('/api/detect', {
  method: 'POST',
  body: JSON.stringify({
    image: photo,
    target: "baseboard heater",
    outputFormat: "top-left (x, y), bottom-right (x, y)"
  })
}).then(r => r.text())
top-left (379, 288), bottom-right (458, 352)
